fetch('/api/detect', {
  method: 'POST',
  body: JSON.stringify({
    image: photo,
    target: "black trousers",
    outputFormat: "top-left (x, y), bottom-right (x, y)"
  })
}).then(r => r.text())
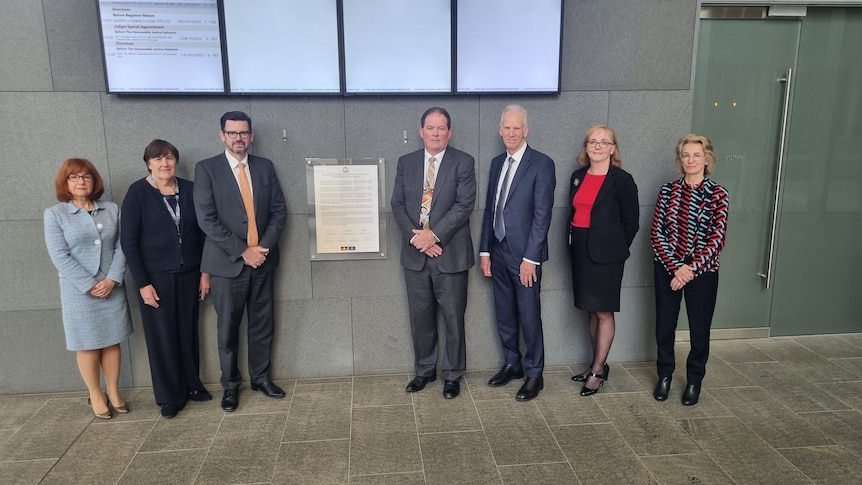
top-left (139, 270), bottom-right (206, 408)
top-left (654, 261), bottom-right (719, 385)
top-left (211, 266), bottom-right (276, 390)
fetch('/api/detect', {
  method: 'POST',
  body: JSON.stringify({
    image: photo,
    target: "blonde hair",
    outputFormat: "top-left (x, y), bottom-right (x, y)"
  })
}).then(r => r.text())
top-left (675, 134), bottom-right (716, 176)
top-left (577, 124), bottom-right (622, 167)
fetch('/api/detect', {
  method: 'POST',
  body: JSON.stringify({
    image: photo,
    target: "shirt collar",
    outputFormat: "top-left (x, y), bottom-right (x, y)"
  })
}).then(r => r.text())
top-left (507, 143), bottom-right (528, 163)
top-left (225, 150), bottom-right (249, 170)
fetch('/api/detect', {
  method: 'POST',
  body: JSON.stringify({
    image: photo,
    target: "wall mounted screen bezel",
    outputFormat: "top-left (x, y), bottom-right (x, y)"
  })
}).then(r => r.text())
top-left (455, 0), bottom-right (563, 94)
top-left (342, 0), bottom-right (452, 95)
top-left (96, 0), bottom-right (227, 94)
top-left (222, 0), bottom-right (341, 94)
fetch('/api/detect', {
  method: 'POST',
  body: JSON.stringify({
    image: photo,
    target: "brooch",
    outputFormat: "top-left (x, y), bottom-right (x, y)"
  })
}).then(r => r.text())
top-left (573, 178), bottom-right (580, 186)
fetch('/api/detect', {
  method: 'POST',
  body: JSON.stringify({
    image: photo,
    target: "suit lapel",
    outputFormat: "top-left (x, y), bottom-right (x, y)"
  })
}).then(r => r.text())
top-left (217, 153), bottom-right (245, 207)
top-left (505, 146), bottom-right (533, 203)
top-left (429, 151), bottom-right (454, 212)
top-left (247, 156), bottom-right (264, 214)
top-left (592, 167), bottom-right (616, 207)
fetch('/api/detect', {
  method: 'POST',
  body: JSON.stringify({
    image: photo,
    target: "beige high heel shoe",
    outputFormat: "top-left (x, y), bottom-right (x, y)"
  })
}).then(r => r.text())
top-left (87, 397), bottom-right (112, 419)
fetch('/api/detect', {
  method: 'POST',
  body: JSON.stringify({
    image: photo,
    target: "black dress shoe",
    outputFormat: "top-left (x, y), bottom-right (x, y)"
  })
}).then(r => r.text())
top-left (160, 404), bottom-right (179, 418)
top-left (187, 389), bottom-right (213, 402)
top-left (653, 376), bottom-right (672, 402)
top-left (488, 364), bottom-right (524, 387)
top-left (682, 383), bottom-right (701, 406)
top-left (516, 377), bottom-right (544, 401)
top-left (406, 375), bottom-right (436, 392)
top-left (251, 381), bottom-right (286, 398)
top-left (221, 389), bottom-right (239, 412)
top-left (443, 380), bottom-right (460, 399)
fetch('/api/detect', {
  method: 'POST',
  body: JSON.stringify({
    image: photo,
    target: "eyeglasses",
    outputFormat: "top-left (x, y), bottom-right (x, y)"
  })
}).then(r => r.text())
top-left (587, 140), bottom-right (615, 148)
top-left (680, 153), bottom-right (705, 160)
top-left (223, 130), bottom-right (251, 139)
top-left (68, 174), bottom-right (94, 182)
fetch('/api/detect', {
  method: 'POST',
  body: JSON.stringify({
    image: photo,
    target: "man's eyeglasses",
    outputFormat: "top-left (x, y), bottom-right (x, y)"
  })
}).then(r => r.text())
top-left (68, 174), bottom-right (94, 182)
top-left (587, 140), bottom-right (615, 148)
top-left (223, 130), bottom-right (251, 139)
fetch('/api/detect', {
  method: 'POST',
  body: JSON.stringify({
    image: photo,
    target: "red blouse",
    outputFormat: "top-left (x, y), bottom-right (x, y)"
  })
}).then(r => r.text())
top-left (571, 173), bottom-right (605, 228)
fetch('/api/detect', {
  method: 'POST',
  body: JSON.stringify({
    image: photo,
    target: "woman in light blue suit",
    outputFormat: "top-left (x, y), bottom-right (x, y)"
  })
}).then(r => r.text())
top-left (44, 158), bottom-right (133, 419)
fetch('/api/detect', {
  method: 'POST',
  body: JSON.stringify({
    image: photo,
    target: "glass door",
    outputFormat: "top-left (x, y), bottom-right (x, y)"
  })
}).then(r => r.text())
top-left (692, 15), bottom-right (801, 330)
top-left (692, 7), bottom-right (862, 336)
top-left (768, 8), bottom-right (862, 335)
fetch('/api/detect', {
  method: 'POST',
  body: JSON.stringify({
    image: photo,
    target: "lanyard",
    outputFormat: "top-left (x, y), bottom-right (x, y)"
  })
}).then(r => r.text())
top-left (151, 175), bottom-right (181, 243)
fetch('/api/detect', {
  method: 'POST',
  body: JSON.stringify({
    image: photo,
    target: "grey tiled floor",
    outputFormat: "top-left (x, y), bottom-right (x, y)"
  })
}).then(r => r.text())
top-left (2, 334), bottom-right (862, 484)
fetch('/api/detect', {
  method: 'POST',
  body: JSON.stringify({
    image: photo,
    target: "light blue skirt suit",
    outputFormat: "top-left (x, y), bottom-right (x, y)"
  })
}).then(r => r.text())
top-left (44, 201), bottom-right (132, 351)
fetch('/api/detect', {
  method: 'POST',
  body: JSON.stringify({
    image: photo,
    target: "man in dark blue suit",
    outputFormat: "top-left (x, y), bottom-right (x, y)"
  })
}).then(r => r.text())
top-left (479, 105), bottom-right (556, 401)
top-left (194, 111), bottom-right (288, 412)
top-left (391, 107), bottom-right (476, 399)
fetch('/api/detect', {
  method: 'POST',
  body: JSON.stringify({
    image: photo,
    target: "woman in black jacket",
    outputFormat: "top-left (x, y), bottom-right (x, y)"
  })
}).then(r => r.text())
top-left (121, 139), bottom-right (212, 418)
top-left (568, 125), bottom-right (639, 396)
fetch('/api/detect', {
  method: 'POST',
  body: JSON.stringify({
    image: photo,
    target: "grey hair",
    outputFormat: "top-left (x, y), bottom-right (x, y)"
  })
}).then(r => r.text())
top-left (500, 104), bottom-right (529, 128)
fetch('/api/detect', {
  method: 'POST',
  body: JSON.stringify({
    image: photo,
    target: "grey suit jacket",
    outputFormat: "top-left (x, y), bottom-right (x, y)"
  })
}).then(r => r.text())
top-left (391, 146), bottom-right (476, 273)
top-left (193, 153), bottom-right (287, 278)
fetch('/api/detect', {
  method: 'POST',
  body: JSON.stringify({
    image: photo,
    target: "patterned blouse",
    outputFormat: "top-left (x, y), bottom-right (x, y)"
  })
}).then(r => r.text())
top-left (650, 177), bottom-right (730, 277)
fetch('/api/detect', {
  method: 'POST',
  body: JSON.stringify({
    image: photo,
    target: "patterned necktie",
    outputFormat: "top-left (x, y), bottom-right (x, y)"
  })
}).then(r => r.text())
top-left (419, 157), bottom-right (437, 229)
top-left (494, 157), bottom-right (515, 241)
top-left (237, 161), bottom-right (259, 247)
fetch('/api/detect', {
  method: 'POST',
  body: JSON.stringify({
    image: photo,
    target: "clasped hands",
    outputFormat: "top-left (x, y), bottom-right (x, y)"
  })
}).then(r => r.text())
top-left (242, 246), bottom-right (270, 269)
top-left (88, 279), bottom-right (115, 299)
top-left (671, 264), bottom-right (695, 291)
top-left (411, 229), bottom-right (442, 257)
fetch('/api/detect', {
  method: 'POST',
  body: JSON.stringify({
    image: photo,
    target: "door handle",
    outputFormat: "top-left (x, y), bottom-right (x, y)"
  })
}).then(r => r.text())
top-left (760, 68), bottom-right (793, 289)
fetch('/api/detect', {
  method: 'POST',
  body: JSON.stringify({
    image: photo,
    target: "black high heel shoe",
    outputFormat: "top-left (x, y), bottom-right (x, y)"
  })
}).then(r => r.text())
top-left (572, 363), bottom-right (610, 382)
top-left (579, 371), bottom-right (607, 396)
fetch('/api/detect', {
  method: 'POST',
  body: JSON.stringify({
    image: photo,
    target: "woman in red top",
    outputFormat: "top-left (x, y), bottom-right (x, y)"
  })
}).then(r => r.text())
top-left (567, 125), bottom-right (639, 396)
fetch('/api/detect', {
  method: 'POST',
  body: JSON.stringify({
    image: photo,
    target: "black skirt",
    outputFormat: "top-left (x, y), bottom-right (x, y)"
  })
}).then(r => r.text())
top-left (571, 227), bottom-right (624, 312)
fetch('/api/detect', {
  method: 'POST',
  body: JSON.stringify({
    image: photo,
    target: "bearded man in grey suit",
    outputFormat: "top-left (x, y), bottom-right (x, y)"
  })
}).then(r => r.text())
top-left (194, 111), bottom-right (287, 412)
top-left (391, 107), bottom-right (477, 399)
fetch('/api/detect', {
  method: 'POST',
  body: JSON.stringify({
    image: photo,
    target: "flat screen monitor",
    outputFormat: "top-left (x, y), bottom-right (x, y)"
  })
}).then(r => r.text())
top-left (342, 0), bottom-right (452, 94)
top-left (96, 0), bottom-right (225, 94)
top-left (223, 0), bottom-right (341, 94)
top-left (456, 0), bottom-right (563, 93)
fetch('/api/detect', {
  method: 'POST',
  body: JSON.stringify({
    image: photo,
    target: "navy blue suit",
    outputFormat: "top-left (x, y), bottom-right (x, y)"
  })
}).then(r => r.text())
top-left (479, 145), bottom-right (556, 377)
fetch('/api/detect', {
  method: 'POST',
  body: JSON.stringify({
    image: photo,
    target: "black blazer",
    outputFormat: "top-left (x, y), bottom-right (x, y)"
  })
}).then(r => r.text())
top-left (567, 165), bottom-right (639, 264)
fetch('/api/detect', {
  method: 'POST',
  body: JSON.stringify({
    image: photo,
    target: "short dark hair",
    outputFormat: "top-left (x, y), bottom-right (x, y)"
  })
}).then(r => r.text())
top-left (142, 139), bottom-right (179, 173)
top-left (54, 158), bottom-right (105, 202)
top-left (220, 111), bottom-right (253, 131)
top-left (420, 107), bottom-right (451, 129)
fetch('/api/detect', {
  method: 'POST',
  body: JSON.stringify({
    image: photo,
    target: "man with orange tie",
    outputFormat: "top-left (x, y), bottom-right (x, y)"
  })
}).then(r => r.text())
top-left (391, 107), bottom-right (476, 399)
top-left (194, 111), bottom-right (287, 412)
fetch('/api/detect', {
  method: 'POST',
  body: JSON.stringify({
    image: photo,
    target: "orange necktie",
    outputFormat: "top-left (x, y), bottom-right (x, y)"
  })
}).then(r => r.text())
top-left (237, 162), bottom-right (259, 247)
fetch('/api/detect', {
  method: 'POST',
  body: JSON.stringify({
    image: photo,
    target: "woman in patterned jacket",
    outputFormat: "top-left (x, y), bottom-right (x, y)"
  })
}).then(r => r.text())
top-left (650, 134), bottom-right (729, 406)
